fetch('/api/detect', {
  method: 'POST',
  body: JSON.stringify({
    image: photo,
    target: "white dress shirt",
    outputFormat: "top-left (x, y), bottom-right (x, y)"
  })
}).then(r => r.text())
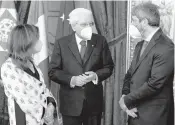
top-left (75, 33), bottom-right (87, 52)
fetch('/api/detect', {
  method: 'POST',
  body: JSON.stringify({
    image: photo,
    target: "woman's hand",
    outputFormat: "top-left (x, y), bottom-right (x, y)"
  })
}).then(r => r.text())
top-left (44, 103), bottom-right (55, 125)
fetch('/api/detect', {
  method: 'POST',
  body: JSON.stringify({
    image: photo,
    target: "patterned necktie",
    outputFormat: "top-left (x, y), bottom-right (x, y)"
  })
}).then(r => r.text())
top-left (80, 40), bottom-right (86, 59)
top-left (140, 40), bottom-right (149, 57)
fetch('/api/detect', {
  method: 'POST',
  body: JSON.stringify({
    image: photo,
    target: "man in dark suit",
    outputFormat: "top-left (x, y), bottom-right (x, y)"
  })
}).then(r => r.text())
top-left (119, 2), bottom-right (174, 125)
top-left (49, 8), bottom-right (114, 125)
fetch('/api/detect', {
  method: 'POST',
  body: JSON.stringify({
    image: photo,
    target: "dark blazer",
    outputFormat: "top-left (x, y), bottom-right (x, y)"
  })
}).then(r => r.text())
top-left (122, 29), bottom-right (174, 125)
top-left (49, 33), bottom-right (114, 116)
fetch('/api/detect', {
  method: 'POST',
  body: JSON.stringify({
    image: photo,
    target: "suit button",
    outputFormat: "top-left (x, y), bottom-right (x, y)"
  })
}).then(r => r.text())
top-left (41, 91), bottom-right (44, 94)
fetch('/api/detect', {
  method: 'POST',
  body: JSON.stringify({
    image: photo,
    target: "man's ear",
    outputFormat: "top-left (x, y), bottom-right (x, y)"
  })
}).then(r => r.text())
top-left (71, 25), bottom-right (76, 31)
top-left (143, 18), bottom-right (149, 25)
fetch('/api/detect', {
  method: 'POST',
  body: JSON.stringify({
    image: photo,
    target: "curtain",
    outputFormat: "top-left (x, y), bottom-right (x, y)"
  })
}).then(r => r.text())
top-left (90, 1), bottom-right (127, 41)
top-left (15, 1), bottom-right (31, 24)
top-left (90, 1), bottom-right (128, 125)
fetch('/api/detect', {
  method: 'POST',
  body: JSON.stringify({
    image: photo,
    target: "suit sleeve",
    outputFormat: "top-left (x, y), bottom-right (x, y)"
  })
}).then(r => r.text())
top-left (49, 40), bottom-right (73, 86)
top-left (95, 36), bottom-right (114, 82)
top-left (124, 46), bottom-right (174, 108)
top-left (122, 66), bottom-right (132, 95)
top-left (122, 43), bottom-right (140, 95)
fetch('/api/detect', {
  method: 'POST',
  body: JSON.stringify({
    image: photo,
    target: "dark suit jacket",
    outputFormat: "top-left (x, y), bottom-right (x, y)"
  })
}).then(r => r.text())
top-left (49, 33), bottom-right (114, 116)
top-left (122, 29), bottom-right (174, 125)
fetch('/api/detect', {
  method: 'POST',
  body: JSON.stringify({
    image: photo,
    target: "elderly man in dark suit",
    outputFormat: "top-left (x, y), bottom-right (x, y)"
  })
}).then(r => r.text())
top-left (49, 8), bottom-right (114, 125)
top-left (119, 2), bottom-right (174, 125)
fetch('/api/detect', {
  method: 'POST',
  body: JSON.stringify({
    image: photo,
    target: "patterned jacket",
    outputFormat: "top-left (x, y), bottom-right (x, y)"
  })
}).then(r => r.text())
top-left (1, 58), bottom-right (60, 125)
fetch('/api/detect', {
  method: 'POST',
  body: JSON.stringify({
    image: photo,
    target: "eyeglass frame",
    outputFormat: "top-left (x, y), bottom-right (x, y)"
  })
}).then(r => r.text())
top-left (76, 22), bottom-right (95, 27)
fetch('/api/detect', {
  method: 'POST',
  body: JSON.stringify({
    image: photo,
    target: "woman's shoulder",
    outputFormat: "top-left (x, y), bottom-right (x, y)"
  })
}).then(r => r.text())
top-left (1, 58), bottom-right (16, 80)
top-left (1, 58), bottom-right (22, 76)
top-left (2, 58), bottom-right (16, 69)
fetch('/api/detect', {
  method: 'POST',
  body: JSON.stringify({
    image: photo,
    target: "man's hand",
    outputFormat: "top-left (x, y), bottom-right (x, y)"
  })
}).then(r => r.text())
top-left (71, 74), bottom-right (89, 87)
top-left (126, 108), bottom-right (138, 118)
top-left (84, 71), bottom-right (97, 83)
top-left (119, 95), bottom-right (138, 118)
top-left (70, 71), bottom-right (98, 88)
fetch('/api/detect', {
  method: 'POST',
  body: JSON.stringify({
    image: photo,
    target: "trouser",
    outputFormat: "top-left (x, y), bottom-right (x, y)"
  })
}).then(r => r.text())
top-left (62, 100), bottom-right (102, 125)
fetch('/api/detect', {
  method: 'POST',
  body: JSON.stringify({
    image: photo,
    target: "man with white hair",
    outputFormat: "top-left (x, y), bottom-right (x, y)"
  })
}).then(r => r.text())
top-left (49, 8), bottom-right (114, 125)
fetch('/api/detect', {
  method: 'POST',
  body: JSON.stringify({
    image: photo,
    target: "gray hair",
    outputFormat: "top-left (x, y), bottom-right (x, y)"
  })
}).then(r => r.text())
top-left (132, 2), bottom-right (160, 27)
top-left (68, 8), bottom-right (93, 26)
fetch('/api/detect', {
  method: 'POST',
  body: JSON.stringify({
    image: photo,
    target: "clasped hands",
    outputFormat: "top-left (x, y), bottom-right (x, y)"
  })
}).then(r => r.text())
top-left (71, 71), bottom-right (96, 87)
top-left (119, 95), bottom-right (138, 118)
top-left (43, 103), bottom-right (55, 125)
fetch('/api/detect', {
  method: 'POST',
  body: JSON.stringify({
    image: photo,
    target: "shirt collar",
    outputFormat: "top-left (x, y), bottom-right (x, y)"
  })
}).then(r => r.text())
top-left (75, 33), bottom-right (87, 45)
top-left (75, 33), bottom-right (83, 45)
top-left (144, 27), bottom-right (160, 42)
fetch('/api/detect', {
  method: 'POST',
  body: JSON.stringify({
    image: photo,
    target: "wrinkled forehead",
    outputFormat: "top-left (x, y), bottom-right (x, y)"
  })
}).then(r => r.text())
top-left (69, 8), bottom-right (93, 23)
top-left (78, 13), bottom-right (93, 23)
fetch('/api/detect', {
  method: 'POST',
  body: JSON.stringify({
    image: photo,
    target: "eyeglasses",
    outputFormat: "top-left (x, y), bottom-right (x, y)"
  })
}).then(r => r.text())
top-left (78, 22), bottom-right (94, 27)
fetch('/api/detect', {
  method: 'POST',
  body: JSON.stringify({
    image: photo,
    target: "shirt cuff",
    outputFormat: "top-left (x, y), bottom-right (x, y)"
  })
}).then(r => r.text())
top-left (70, 76), bottom-right (75, 88)
top-left (92, 73), bottom-right (98, 85)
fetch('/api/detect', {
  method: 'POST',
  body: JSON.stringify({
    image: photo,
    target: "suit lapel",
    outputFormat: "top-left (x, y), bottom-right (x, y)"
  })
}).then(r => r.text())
top-left (132, 41), bottom-right (144, 71)
top-left (83, 34), bottom-right (97, 65)
top-left (131, 29), bottom-right (162, 76)
top-left (68, 33), bottom-right (83, 65)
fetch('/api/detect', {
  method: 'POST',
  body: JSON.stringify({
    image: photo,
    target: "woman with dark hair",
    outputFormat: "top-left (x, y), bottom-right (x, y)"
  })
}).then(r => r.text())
top-left (1, 24), bottom-right (59, 125)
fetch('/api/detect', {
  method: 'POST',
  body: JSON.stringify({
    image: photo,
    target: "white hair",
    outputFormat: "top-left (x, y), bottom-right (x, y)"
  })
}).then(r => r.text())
top-left (68, 8), bottom-right (92, 26)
